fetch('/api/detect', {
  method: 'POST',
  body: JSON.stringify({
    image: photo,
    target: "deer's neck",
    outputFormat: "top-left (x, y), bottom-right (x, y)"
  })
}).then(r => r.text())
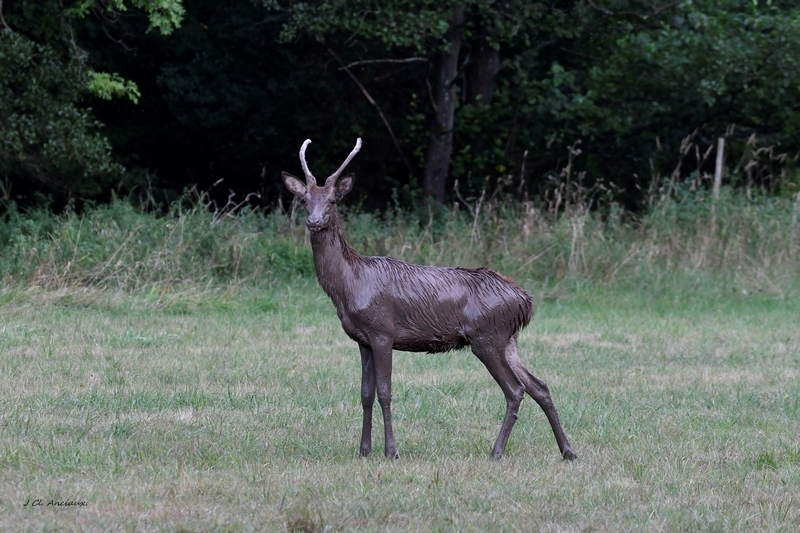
top-left (309, 217), bottom-right (360, 305)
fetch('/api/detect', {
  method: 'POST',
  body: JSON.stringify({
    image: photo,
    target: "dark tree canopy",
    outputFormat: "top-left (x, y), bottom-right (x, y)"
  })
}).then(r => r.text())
top-left (1, 0), bottom-right (798, 211)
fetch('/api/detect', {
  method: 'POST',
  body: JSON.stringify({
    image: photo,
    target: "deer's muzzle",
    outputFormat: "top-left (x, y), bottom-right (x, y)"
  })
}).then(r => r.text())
top-left (306, 218), bottom-right (325, 232)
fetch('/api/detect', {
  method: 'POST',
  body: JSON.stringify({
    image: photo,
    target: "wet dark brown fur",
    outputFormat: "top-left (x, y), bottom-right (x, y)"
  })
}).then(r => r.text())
top-left (282, 138), bottom-right (576, 460)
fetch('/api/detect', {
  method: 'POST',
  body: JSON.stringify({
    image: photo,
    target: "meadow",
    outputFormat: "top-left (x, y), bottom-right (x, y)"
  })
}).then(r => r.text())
top-left (1, 189), bottom-right (799, 531)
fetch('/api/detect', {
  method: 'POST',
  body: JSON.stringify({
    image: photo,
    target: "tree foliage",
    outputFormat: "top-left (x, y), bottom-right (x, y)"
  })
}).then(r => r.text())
top-left (533, 0), bottom-right (800, 199)
top-left (0, 29), bottom-right (123, 198)
top-left (66, 0), bottom-right (185, 34)
top-left (0, 0), bottom-right (184, 204)
top-left (0, 0), bottom-right (798, 211)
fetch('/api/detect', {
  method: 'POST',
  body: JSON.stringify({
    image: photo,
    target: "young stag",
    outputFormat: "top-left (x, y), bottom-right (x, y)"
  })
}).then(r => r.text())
top-left (282, 138), bottom-right (576, 460)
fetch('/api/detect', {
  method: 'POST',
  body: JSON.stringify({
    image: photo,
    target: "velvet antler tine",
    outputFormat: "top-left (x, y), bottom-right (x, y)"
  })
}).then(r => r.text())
top-left (325, 138), bottom-right (362, 185)
top-left (299, 139), bottom-right (316, 186)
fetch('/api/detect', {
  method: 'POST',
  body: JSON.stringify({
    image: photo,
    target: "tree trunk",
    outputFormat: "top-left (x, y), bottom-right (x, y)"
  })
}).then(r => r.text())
top-left (423, 6), bottom-right (465, 203)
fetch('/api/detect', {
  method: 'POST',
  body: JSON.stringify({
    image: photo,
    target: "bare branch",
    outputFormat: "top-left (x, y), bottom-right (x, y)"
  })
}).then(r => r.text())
top-left (344, 10), bottom-right (379, 45)
top-left (557, 46), bottom-right (603, 63)
top-left (0, 0), bottom-right (9, 30)
top-left (326, 138), bottom-right (362, 185)
top-left (299, 139), bottom-right (317, 186)
top-left (327, 47), bottom-right (416, 177)
top-left (59, 0), bottom-right (82, 60)
top-left (373, 64), bottom-right (419, 82)
top-left (338, 57), bottom-right (428, 70)
top-left (101, 22), bottom-right (135, 52)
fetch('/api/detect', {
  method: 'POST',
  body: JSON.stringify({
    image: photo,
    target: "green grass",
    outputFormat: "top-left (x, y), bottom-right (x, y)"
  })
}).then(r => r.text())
top-left (0, 189), bottom-right (798, 529)
top-left (1, 282), bottom-right (799, 531)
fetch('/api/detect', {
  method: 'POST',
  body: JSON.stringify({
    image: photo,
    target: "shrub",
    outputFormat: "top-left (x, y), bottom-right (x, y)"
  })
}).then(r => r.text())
top-left (1, 187), bottom-right (798, 298)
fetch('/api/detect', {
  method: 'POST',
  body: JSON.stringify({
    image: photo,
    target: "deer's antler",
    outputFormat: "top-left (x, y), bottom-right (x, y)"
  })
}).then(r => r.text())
top-left (299, 139), bottom-right (317, 186)
top-left (326, 138), bottom-right (362, 186)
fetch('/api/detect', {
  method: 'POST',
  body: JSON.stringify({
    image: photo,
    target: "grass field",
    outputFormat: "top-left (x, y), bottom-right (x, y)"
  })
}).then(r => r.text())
top-left (1, 279), bottom-right (798, 531)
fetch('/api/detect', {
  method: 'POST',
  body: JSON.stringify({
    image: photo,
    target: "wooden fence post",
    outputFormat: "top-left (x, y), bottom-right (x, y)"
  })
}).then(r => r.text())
top-left (713, 137), bottom-right (725, 200)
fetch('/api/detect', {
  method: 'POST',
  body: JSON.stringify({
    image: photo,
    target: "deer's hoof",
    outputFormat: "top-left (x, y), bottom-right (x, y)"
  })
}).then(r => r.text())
top-left (562, 447), bottom-right (577, 461)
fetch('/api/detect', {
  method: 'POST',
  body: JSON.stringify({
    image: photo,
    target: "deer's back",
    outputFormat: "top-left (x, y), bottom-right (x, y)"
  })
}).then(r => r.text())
top-left (337, 256), bottom-right (533, 353)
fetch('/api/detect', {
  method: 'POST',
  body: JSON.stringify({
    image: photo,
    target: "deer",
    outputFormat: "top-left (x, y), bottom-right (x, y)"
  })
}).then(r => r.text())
top-left (281, 138), bottom-right (576, 461)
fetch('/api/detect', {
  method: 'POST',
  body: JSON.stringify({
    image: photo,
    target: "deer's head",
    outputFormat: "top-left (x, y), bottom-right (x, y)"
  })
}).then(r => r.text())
top-left (282, 138), bottom-right (360, 232)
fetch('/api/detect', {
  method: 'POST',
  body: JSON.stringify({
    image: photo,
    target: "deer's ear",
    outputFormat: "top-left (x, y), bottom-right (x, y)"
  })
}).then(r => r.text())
top-left (282, 172), bottom-right (307, 196)
top-left (336, 174), bottom-right (354, 200)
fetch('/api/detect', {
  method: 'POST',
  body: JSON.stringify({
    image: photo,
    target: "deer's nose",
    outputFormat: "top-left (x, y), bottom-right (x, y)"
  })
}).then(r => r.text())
top-left (306, 215), bottom-right (324, 231)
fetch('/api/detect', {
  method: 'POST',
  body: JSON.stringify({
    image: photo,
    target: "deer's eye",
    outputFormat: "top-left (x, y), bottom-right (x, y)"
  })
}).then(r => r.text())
top-left (330, 199), bottom-right (336, 205)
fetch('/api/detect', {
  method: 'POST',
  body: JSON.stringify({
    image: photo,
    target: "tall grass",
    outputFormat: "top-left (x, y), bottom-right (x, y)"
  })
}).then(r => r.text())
top-left (0, 198), bottom-right (312, 291)
top-left (1, 185), bottom-right (798, 298)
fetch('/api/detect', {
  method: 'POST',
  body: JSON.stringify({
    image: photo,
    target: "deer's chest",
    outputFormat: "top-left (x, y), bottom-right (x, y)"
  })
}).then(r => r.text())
top-left (336, 306), bottom-right (357, 334)
top-left (334, 305), bottom-right (372, 345)
top-left (331, 288), bottom-right (386, 345)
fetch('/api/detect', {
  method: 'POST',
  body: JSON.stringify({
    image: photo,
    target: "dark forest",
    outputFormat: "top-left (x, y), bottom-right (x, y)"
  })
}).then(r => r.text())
top-left (1, 0), bottom-right (799, 213)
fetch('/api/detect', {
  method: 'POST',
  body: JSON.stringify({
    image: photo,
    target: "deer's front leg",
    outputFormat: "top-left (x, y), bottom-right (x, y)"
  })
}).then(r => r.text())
top-left (358, 344), bottom-right (376, 457)
top-left (370, 337), bottom-right (398, 459)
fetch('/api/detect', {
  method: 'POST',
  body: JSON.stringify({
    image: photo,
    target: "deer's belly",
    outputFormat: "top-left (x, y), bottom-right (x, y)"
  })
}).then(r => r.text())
top-left (336, 308), bottom-right (468, 354)
top-left (392, 320), bottom-right (469, 353)
top-left (392, 336), bottom-right (469, 354)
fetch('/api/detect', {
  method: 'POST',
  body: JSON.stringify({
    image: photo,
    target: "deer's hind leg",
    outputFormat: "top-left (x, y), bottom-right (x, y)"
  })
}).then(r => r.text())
top-left (504, 336), bottom-right (577, 460)
top-left (471, 338), bottom-right (527, 459)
